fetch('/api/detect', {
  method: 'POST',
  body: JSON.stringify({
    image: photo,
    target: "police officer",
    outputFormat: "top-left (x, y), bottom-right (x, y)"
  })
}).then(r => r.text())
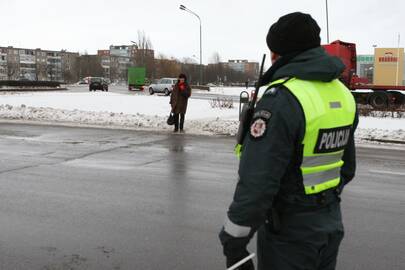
top-left (219, 12), bottom-right (358, 270)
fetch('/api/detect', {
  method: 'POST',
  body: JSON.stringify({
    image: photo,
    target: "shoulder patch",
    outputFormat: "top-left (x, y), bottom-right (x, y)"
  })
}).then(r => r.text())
top-left (250, 110), bottom-right (272, 139)
top-left (250, 118), bottom-right (267, 139)
top-left (253, 110), bottom-right (272, 120)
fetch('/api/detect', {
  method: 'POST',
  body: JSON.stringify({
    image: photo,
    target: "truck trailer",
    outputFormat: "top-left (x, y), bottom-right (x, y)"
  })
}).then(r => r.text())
top-left (323, 40), bottom-right (405, 109)
top-left (128, 67), bottom-right (146, 91)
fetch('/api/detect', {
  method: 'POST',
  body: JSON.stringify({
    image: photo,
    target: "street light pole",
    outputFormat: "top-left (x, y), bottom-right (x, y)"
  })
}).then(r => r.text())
top-left (180, 4), bottom-right (202, 85)
top-left (396, 33), bottom-right (400, 86)
top-left (326, 0), bottom-right (330, 43)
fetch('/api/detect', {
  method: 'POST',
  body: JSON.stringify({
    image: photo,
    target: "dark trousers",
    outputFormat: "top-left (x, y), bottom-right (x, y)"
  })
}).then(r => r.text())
top-left (257, 202), bottom-right (344, 270)
top-left (174, 113), bottom-right (185, 131)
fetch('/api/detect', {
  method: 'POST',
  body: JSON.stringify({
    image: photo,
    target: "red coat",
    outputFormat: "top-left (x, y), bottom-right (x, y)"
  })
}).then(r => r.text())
top-left (170, 82), bottom-right (191, 114)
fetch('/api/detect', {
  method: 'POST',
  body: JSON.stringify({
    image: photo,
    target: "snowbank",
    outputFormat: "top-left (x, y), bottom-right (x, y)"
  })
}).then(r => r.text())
top-left (0, 104), bottom-right (238, 135)
top-left (0, 92), bottom-right (404, 142)
top-left (0, 92), bottom-right (239, 120)
top-left (196, 87), bottom-right (253, 96)
top-left (195, 86), bottom-right (269, 97)
top-left (0, 92), bottom-right (239, 135)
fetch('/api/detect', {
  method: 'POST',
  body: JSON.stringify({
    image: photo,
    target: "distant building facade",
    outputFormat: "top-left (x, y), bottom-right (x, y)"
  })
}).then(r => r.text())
top-left (0, 46), bottom-right (79, 82)
top-left (0, 47), bottom-right (9, 80)
top-left (97, 45), bottom-right (155, 81)
top-left (357, 54), bottom-right (374, 83)
top-left (223, 59), bottom-right (259, 77)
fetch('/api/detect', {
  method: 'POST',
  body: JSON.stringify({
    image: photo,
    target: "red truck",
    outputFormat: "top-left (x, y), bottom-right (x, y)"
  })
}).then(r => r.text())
top-left (323, 40), bottom-right (405, 109)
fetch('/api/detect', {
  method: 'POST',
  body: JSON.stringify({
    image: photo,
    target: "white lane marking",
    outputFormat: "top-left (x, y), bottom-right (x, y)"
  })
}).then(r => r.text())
top-left (369, 170), bottom-right (405, 176)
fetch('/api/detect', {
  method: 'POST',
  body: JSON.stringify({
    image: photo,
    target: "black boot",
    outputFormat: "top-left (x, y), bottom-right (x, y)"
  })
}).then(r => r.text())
top-left (179, 113), bottom-right (185, 132)
top-left (173, 113), bottom-right (179, 132)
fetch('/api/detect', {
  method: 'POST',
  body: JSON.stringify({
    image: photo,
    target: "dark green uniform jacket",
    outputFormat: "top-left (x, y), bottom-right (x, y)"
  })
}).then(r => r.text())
top-left (228, 47), bottom-right (359, 230)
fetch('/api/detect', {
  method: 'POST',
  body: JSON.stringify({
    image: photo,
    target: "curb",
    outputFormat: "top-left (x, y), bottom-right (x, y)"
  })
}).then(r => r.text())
top-left (363, 138), bottom-right (405, 144)
top-left (0, 88), bottom-right (67, 92)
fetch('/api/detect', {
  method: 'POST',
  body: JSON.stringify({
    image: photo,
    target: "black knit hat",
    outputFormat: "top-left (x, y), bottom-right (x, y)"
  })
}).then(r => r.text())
top-left (266, 12), bottom-right (321, 55)
top-left (178, 73), bottom-right (187, 81)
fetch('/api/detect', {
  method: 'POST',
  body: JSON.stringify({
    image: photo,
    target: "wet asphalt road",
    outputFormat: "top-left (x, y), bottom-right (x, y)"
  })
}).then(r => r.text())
top-left (0, 123), bottom-right (404, 270)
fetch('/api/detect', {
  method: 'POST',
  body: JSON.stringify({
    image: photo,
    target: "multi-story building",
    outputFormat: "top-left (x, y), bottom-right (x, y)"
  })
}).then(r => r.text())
top-left (61, 50), bottom-right (79, 82)
top-left (223, 59), bottom-right (259, 77)
top-left (19, 49), bottom-right (37, 80)
top-left (97, 45), bottom-right (155, 81)
top-left (244, 61), bottom-right (259, 77)
top-left (227, 60), bottom-right (247, 73)
top-left (0, 46), bottom-right (79, 82)
top-left (98, 49), bottom-right (111, 79)
top-left (110, 45), bottom-right (135, 81)
top-left (5, 47), bottom-right (20, 80)
top-left (0, 47), bottom-right (7, 80)
top-left (97, 45), bottom-right (134, 81)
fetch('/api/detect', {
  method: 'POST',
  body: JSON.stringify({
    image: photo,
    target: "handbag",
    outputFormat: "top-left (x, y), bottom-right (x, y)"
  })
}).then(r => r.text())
top-left (167, 112), bottom-right (175, 125)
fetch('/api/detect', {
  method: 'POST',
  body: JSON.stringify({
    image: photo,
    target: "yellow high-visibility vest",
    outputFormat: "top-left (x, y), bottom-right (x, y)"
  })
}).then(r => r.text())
top-left (267, 77), bottom-right (356, 194)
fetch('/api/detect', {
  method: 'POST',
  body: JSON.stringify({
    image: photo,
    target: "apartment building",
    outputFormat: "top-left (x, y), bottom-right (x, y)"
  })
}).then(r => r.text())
top-left (97, 45), bottom-right (154, 81)
top-left (98, 49), bottom-right (111, 79)
top-left (224, 59), bottom-right (259, 77)
top-left (0, 46), bottom-right (79, 82)
top-left (0, 47), bottom-right (8, 80)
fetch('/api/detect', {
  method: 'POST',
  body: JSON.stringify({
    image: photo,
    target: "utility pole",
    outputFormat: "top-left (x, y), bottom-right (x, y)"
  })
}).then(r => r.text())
top-left (396, 33), bottom-right (400, 86)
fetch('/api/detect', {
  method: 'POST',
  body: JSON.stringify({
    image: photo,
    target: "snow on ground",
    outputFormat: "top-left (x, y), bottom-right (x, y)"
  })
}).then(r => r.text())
top-left (356, 117), bottom-right (405, 142)
top-left (0, 92), bottom-right (239, 135)
top-left (0, 91), bottom-right (404, 142)
top-left (196, 86), bottom-right (254, 96)
top-left (0, 92), bottom-right (239, 120)
top-left (195, 86), bottom-right (269, 97)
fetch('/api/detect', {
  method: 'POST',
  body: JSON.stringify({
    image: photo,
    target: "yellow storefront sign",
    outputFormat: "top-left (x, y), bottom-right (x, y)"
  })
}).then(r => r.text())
top-left (373, 48), bottom-right (404, 86)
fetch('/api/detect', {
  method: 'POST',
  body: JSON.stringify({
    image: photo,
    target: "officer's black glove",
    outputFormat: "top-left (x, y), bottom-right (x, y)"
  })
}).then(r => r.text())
top-left (219, 228), bottom-right (255, 270)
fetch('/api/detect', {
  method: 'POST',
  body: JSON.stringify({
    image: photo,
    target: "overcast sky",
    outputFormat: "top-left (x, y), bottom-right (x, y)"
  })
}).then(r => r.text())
top-left (1, 0), bottom-right (404, 64)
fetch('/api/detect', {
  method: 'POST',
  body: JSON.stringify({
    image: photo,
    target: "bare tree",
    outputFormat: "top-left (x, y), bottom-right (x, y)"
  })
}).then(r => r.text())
top-left (76, 55), bottom-right (104, 79)
top-left (155, 54), bottom-right (181, 78)
top-left (180, 57), bottom-right (199, 84)
top-left (63, 69), bottom-right (78, 84)
top-left (205, 52), bottom-right (225, 84)
top-left (133, 30), bottom-right (155, 79)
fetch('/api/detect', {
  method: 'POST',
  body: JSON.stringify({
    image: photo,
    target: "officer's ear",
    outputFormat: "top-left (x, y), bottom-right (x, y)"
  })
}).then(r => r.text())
top-left (271, 51), bottom-right (280, 64)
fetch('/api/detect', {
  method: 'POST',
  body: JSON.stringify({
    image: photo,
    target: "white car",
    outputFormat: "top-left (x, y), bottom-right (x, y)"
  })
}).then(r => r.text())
top-left (148, 78), bottom-right (177, 96)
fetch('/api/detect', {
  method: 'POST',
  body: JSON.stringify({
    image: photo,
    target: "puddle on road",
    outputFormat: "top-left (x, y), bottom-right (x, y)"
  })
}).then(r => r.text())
top-left (0, 129), bottom-right (38, 137)
top-left (62, 141), bottom-right (84, 145)
top-left (64, 159), bottom-right (136, 170)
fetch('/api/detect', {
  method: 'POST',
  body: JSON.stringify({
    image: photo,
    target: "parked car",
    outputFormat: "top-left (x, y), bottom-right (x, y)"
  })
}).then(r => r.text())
top-left (148, 78), bottom-right (177, 96)
top-left (89, 77), bottom-right (109, 91)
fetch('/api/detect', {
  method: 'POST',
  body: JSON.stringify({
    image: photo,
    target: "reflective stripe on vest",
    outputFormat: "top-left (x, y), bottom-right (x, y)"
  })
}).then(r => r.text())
top-left (268, 78), bottom-right (356, 195)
